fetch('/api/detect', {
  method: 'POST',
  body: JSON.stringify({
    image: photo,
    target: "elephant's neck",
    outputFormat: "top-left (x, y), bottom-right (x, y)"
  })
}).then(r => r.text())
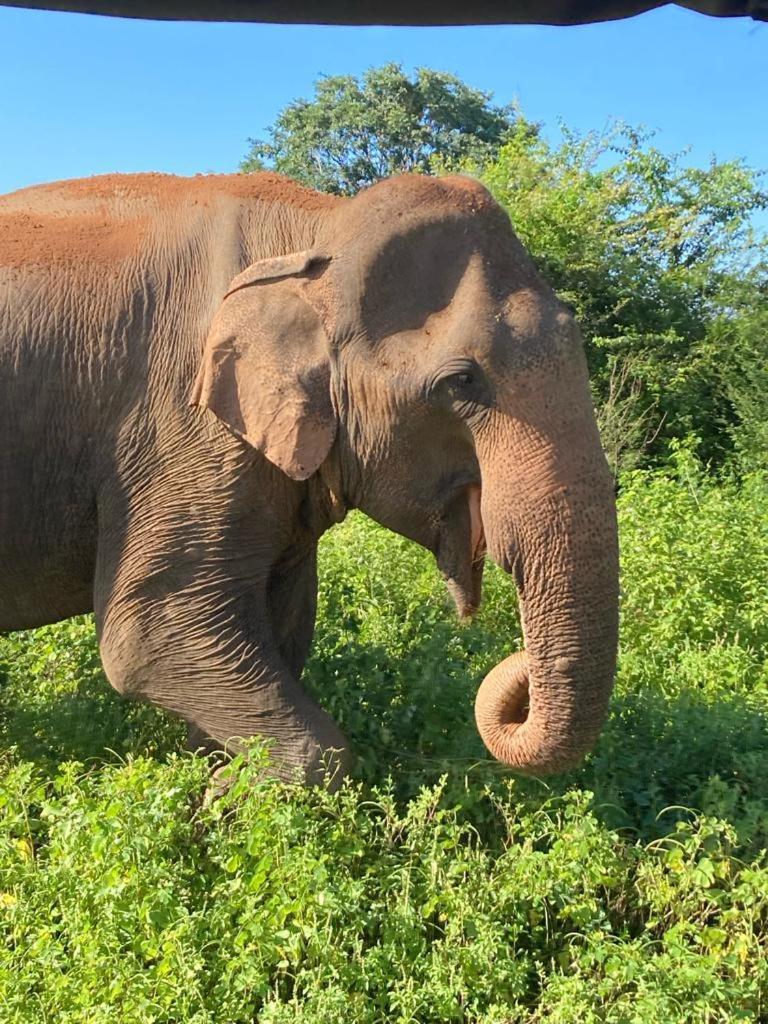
top-left (237, 195), bottom-right (339, 266)
top-left (302, 448), bottom-right (350, 540)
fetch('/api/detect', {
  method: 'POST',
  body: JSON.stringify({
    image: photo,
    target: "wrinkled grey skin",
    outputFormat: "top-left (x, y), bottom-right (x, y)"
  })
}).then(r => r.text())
top-left (0, 172), bottom-right (619, 784)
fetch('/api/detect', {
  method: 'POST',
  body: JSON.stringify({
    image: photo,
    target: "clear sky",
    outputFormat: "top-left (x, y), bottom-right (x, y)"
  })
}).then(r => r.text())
top-left (0, 5), bottom-right (766, 196)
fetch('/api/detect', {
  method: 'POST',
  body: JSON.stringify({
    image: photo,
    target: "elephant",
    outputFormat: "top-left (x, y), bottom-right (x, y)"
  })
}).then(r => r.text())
top-left (0, 170), bottom-right (619, 785)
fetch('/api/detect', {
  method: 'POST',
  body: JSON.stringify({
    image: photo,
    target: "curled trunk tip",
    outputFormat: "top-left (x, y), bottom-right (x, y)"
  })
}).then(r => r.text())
top-left (474, 650), bottom-right (600, 774)
top-left (474, 651), bottom-right (529, 766)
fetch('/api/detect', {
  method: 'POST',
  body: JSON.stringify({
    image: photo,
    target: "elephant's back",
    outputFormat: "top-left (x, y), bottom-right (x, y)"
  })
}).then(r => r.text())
top-left (0, 171), bottom-right (340, 274)
top-left (0, 176), bottom-right (155, 273)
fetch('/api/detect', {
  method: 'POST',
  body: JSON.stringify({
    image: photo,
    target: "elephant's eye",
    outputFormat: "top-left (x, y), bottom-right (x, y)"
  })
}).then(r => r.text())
top-left (429, 362), bottom-right (488, 410)
top-left (431, 365), bottom-right (490, 413)
top-left (447, 370), bottom-right (480, 397)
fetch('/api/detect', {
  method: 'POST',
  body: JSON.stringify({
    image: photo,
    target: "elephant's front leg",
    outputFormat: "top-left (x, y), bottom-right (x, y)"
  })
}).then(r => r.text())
top-left (94, 530), bottom-right (349, 787)
top-left (268, 545), bottom-right (320, 681)
top-left (187, 547), bottom-right (322, 760)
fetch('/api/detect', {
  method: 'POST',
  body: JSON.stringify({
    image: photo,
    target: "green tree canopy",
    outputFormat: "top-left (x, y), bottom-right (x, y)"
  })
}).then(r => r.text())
top-left (240, 63), bottom-right (520, 195)
top-left (482, 122), bottom-right (768, 471)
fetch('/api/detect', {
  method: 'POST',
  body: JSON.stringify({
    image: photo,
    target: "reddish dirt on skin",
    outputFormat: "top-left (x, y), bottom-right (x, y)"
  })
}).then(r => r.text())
top-left (0, 210), bottom-right (150, 270)
top-left (0, 171), bottom-right (494, 272)
top-left (0, 172), bottom-right (342, 270)
top-left (7, 171), bottom-right (342, 210)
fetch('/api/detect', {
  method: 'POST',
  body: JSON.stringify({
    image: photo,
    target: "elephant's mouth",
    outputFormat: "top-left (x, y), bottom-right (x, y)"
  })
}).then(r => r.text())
top-left (468, 483), bottom-right (486, 565)
top-left (439, 484), bottom-right (486, 620)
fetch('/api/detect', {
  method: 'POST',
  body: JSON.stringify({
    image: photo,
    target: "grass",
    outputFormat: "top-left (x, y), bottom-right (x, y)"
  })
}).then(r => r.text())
top-left (1, 452), bottom-right (767, 1022)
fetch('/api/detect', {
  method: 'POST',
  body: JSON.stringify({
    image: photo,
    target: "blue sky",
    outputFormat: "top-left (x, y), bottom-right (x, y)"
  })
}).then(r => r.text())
top-left (0, 5), bottom-right (766, 196)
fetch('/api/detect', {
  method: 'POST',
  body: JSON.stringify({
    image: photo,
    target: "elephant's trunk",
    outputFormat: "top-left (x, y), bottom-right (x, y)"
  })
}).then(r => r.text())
top-left (475, 434), bottom-right (619, 774)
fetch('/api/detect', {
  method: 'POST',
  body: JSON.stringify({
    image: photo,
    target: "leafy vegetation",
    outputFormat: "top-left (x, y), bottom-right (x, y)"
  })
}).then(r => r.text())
top-left (240, 63), bottom-right (520, 196)
top-left (482, 123), bottom-right (768, 474)
top-left (1, 456), bottom-right (767, 1022)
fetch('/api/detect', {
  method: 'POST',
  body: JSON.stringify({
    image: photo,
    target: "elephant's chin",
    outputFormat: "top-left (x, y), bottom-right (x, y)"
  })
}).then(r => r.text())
top-left (445, 566), bottom-right (484, 620)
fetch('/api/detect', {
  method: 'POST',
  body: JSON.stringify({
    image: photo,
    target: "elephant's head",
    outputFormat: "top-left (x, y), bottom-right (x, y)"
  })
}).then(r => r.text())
top-left (192, 174), bottom-right (619, 774)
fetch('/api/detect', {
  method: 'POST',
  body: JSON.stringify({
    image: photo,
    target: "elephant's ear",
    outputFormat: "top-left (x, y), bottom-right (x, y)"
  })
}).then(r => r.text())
top-left (190, 251), bottom-right (335, 482)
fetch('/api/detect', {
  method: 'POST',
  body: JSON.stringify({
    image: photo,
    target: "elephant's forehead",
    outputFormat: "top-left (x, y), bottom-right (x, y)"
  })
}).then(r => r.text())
top-left (330, 178), bottom-right (521, 271)
top-left (352, 247), bottom-right (488, 344)
top-left (350, 224), bottom-right (536, 319)
top-left (358, 258), bottom-right (572, 377)
top-left (492, 289), bottom-right (581, 368)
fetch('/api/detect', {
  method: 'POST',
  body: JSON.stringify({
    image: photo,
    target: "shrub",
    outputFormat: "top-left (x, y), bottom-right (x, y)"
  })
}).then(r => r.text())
top-left (1, 463), bottom-right (766, 1019)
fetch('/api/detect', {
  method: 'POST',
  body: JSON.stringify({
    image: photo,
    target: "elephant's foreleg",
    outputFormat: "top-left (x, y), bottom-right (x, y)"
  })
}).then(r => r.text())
top-left (94, 552), bottom-right (349, 787)
top-left (268, 546), bottom-right (319, 681)
top-left (183, 547), bottom-right (320, 761)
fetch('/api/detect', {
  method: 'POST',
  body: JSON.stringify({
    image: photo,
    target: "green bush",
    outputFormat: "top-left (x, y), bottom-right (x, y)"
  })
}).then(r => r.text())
top-left (481, 123), bottom-right (768, 474)
top-left (1, 464), bottom-right (766, 1021)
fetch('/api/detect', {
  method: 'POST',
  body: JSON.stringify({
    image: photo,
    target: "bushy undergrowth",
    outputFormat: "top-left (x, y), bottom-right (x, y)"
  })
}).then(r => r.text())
top-left (1, 459), bottom-right (766, 1022)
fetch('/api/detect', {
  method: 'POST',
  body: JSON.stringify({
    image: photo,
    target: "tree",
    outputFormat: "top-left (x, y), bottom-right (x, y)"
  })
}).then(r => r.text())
top-left (481, 122), bottom-right (768, 472)
top-left (240, 63), bottom-right (520, 195)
